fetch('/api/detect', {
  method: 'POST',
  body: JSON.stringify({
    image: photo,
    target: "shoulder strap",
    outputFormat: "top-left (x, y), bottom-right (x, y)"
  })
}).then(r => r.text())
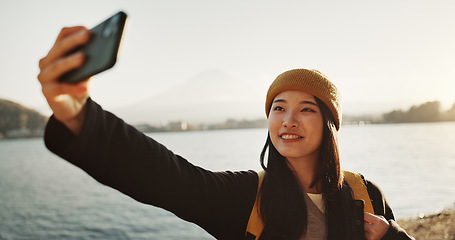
top-left (342, 170), bottom-right (375, 214)
top-left (245, 171), bottom-right (265, 240)
top-left (245, 170), bottom-right (374, 239)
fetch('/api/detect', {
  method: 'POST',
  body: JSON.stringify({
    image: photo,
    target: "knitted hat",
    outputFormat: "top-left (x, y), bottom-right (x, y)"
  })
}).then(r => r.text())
top-left (265, 69), bottom-right (342, 130)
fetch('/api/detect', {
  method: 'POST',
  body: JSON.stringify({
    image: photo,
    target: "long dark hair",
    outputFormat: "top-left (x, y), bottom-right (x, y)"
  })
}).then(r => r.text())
top-left (258, 97), bottom-right (361, 240)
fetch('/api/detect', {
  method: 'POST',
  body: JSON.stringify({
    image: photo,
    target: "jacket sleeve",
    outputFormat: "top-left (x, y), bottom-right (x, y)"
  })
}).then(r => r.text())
top-left (44, 98), bottom-right (258, 240)
top-left (364, 179), bottom-right (415, 240)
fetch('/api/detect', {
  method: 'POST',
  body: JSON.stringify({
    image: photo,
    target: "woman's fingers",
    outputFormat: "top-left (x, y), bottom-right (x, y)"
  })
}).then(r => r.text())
top-left (364, 212), bottom-right (389, 240)
top-left (38, 51), bottom-right (85, 84)
top-left (55, 26), bottom-right (88, 42)
top-left (39, 27), bottom-right (90, 71)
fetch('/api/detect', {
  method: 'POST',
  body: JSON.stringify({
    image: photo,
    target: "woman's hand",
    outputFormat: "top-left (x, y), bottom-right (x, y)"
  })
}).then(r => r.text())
top-left (38, 26), bottom-right (91, 135)
top-left (364, 212), bottom-right (390, 240)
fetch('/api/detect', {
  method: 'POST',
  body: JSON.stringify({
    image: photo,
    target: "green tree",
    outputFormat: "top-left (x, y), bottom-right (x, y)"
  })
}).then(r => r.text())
top-left (0, 99), bottom-right (47, 137)
top-left (447, 102), bottom-right (455, 121)
top-left (383, 101), bottom-right (441, 123)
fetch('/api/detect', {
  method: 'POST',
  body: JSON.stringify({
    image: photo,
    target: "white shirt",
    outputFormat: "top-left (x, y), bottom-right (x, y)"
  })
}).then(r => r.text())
top-left (307, 193), bottom-right (325, 213)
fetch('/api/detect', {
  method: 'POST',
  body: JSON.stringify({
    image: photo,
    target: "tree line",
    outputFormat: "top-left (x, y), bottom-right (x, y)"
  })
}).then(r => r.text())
top-left (0, 99), bottom-right (47, 138)
top-left (383, 101), bottom-right (455, 123)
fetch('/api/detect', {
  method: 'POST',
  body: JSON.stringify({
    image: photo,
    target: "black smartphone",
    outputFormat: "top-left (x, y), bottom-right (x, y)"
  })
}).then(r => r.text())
top-left (59, 11), bottom-right (127, 83)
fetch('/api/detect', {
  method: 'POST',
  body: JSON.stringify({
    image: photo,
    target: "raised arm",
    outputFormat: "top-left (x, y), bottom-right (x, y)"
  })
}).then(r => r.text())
top-left (39, 26), bottom-right (258, 240)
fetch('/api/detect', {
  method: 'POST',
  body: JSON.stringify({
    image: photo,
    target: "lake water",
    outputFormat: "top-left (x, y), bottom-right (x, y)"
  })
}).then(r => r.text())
top-left (1, 122), bottom-right (454, 239)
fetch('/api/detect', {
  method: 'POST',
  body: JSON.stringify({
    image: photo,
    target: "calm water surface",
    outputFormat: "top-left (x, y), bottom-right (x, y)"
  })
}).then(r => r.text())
top-left (1, 122), bottom-right (454, 239)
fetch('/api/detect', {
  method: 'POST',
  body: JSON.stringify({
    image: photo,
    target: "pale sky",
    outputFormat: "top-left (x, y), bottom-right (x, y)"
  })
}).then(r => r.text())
top-left (1, 1), bottom-right (455, 123)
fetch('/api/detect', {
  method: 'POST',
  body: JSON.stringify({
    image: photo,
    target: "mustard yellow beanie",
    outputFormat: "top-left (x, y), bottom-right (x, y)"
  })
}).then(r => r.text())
top-left (265, 69), bottom-right (342, 130)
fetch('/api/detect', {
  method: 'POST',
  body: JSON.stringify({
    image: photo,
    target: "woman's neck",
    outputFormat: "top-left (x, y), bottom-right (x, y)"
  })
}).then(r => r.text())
top-left (286, 154), bottom-right (321, 194)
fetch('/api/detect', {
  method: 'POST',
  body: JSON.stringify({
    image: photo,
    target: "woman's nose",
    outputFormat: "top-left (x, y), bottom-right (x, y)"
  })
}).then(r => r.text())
top-left (282, 113), bottom-right (298, 128)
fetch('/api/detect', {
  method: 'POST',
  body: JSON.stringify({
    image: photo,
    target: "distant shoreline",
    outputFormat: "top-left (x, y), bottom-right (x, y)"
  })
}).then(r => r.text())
top-left (397, 205), bottom-right (455, 239)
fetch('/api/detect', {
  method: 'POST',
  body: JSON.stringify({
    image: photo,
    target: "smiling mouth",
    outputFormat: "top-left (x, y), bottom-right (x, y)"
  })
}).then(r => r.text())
top-left (280, 134), bottom-right (302, 140)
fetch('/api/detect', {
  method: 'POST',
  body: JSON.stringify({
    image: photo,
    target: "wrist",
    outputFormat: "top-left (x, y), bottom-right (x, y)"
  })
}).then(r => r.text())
top-left (62, 104), bottom-right (87, 135)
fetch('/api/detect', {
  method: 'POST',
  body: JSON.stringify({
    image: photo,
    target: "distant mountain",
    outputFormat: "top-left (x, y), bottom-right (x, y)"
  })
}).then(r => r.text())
top-left (114, 69), bottom-right (265, 124)
top-left (0, 99), bottom-right (47, 138)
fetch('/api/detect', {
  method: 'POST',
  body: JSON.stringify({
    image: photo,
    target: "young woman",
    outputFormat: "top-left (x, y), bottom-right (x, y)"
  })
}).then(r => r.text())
top-left (38, 26), bottom-right (414, 240)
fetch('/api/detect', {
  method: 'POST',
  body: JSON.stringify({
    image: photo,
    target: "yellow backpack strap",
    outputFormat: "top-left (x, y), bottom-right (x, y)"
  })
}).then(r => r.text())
top-left (245, 170), bottom-right (265, 240)
top-left (343, 170), bottom-right (375, 214)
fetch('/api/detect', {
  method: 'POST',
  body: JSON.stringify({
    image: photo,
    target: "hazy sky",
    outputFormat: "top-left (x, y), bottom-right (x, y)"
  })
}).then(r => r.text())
top-left (2, 1), bottom-right (455, 121)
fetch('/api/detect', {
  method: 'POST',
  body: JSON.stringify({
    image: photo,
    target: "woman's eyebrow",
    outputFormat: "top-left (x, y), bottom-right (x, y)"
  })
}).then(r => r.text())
top-left (272, 99), bottom-right (286, 104)
top-left (272, 99), bottom-right (318, 106)
top-left (300, 100), bottom-right (318, 106)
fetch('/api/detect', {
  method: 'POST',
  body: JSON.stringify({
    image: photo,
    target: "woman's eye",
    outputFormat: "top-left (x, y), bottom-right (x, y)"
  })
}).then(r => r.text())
top-left (301, 108), bottom-right (315, 112)
top-left (273, 106), bottom-right (284, 111)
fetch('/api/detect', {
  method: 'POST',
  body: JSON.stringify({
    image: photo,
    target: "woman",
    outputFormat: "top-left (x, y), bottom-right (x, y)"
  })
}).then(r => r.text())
top-left (38, 26), bottom-right (414, 240)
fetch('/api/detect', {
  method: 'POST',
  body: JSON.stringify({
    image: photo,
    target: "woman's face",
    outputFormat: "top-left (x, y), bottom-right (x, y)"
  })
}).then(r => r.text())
top-left (268, 90), bottom-right (324, 163)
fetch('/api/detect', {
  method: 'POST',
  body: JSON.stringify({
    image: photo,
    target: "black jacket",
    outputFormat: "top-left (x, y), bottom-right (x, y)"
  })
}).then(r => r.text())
top-left (44, 98), bottom-right (413, 240)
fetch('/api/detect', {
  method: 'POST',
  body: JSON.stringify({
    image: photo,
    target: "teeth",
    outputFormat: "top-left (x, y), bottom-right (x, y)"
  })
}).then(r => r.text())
top-left (281, 134), bottom-right (300, 139)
